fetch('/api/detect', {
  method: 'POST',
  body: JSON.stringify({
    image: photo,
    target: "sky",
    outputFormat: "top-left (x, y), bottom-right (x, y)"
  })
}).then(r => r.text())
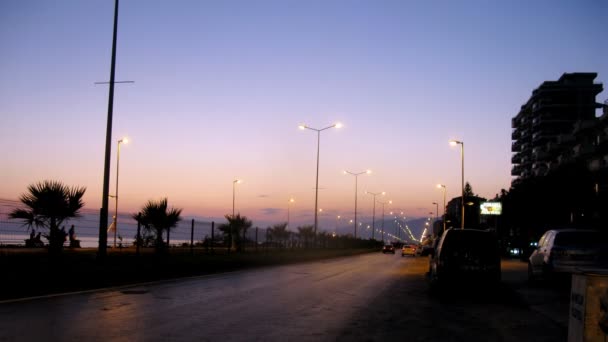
top-left (1, 0), bottom-right (607, 231)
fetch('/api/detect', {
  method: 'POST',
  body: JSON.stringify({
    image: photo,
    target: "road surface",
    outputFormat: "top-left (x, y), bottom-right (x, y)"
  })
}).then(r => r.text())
top-left (0, 253), bottom-right (566, 341)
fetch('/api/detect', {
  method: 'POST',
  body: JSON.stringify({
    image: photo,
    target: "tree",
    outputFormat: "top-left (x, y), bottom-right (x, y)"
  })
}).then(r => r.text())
top-left (464, 182), bottom-right (475, 197)
top-left (297, 225), bottom-right (315, 248)
top-left (269, 223), bottom-right (289, 247)
top-left (10, 180), bottom-right (86, 254)
top-left (218, 214), bottom-right (252, 252)
top-left (133, 198), bottom-right (182, 253)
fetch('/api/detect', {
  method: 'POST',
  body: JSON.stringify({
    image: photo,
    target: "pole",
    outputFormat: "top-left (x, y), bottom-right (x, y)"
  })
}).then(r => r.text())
top-left (136, 213), bottom-right (141, 256)
top-left (314, 130), bottom-right (320, 236)
top-left (190, 218), bottom-right (194, 254)
top-left (381, 203), bottom-right (385, 242)
top-left (372, 198), bottom-right (376, 240)
top-left (98, 0), bottom-right (120, 259)
top-left (354, 175), bottom-right (358, 238)
top-left (114, 140), bottom-right (121, 248)
top-left (211, 221), bottom-right (215, 254)
top-left (255, 227), bottom-right (258, 252)
top-left (461, 143), bottom-right (465, 229)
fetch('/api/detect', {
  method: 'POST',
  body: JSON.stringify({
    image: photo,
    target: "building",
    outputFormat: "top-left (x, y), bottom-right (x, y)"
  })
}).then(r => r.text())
top-left (445, 195), bottom-right (487, 230)
top-left (511, 73), bottom-right (603, 186)
top-left (506, 73), bottom-right (607, 241)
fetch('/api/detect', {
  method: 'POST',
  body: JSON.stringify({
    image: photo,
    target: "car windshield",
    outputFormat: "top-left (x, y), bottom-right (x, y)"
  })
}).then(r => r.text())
top-left (441, 231), bottom-right (497, 259)
top-left (553, 232), bottom-right (601, 248)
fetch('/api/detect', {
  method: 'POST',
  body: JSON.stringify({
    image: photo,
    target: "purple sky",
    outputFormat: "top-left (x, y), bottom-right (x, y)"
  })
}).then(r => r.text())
top-left (1, 0), bottom-right (607, 231)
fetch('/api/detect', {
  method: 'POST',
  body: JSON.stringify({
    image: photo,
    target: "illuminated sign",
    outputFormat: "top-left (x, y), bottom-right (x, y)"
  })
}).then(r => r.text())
top-left (480, 202), bottom-right (502, 215)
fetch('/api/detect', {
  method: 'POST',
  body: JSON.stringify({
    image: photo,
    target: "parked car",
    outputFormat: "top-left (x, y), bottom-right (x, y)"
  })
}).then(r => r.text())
top-left (417, 245), bottom-right (434, 256)
top-left (382, 244), bottom-right (395, 254)
top-left (429, 228), bottom-right (501, 288)
top-left (528, 229), bottom-right (606, 281)
top-left (402, 244), bottom-right (416, 257)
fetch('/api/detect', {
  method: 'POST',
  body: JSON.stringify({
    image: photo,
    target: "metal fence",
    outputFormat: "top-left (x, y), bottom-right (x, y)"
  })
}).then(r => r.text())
top-left (0, 198), bottom-right (219, 248)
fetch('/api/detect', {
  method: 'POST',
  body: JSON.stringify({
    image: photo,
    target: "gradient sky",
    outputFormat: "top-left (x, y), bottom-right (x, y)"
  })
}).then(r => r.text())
top-left (1, 0), bottom-right (607, 230)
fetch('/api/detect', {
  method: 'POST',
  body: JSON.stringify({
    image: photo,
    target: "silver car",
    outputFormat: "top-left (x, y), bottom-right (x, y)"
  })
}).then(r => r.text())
top-left (528, 229), bottom-right (605, 281)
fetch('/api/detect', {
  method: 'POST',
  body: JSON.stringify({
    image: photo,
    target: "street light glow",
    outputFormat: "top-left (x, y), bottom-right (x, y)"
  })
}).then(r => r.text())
top-left (335, 122), bottom-right (343, 128)
top-left (298, 124), bottom-right (306, 130)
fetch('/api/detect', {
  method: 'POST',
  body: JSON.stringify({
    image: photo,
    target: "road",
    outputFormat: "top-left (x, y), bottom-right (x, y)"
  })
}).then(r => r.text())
top-left (0, 253), bottom-right (567, 341)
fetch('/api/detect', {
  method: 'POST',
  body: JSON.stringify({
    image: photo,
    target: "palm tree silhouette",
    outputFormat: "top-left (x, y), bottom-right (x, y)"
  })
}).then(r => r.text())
top-left (219, 214), bottom-right (252, 252)
top-left (298, 225), bottom-right (315, 248)
top-left (9, 180), bottom-right (86, 254)
top-left (133, 198), bottom-right (182, 253)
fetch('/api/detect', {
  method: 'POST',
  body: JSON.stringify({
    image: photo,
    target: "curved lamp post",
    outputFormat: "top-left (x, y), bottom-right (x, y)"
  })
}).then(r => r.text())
top-left (110, 137), bottom-right (128, 248)
top-left (366, 191), bottom-right (385, 240)
top-left (287, 198), bottom-right (295, 229)
top-left (378, 199), bottom-right (392, 242)
top-left (450, 140), bottom-right (465, 229)
top-left (344, 169), bottom-right (371, 239)
top-left (299, 122), bottom-right (342, 235)
top-left (436, 184), bottom-right (447, 234)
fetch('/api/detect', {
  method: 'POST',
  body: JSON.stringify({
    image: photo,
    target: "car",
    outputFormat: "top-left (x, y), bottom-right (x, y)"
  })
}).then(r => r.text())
top-left (429, 228), bottom-right (501, 288)
top-left (402, 244), bottom-right (416, 257)
top-left (528, 229), bottom-right (606, 281)
top-left (417, 245), bottom-right (434, 256)
top-left (382, 244), bottom-right (395, 254)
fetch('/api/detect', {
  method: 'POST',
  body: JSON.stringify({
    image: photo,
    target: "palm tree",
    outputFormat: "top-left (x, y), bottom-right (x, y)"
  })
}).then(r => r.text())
top-left (297, 225), bottom-right (315, 248)
top-left (269, 223), bottom-right (289, 247)
top-left (9, 180), bottom-right (86, 254)
top-left (219, 214), bottom-right (252, 252)
top-left (133, 198), bottom-right (182, 253)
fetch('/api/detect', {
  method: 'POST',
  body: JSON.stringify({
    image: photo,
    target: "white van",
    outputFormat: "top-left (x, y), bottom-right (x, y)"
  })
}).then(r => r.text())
top-left (528, 229), bottom-right (605, 281)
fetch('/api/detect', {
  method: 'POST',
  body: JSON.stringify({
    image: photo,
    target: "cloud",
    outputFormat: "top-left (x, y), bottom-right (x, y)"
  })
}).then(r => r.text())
top-left (260, 208), bottom-right (281, 216)
top-left (258, 194), bottom-right (270, 198)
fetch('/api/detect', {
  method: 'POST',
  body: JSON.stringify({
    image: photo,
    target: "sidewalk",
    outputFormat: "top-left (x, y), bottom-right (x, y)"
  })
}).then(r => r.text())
top-left (501, 258), bottom-right (570, 329)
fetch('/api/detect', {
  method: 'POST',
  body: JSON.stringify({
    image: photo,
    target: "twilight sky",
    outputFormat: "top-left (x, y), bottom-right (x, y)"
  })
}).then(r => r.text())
top-left (1, 0), bottom-right (607, 230)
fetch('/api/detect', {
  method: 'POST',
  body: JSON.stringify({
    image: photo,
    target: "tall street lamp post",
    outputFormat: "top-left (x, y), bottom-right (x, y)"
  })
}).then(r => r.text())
top-left (366, 191), bottom-right (385, 240)
top-left (232, 179), bottom-right (242, 217)
top-left (111, 137), bottom-right (128, 248)
top-left (98, 0), bottom-right (121, 259)
top-left (299, 122), bottom-right (342, 235)
top-left (287, 198), bottom-right (294, 229)
top-left (437, 184), bottom-right (447, 233)
top-left (432, 202), bottom-right (439, 222)
top-left (450, 140), bottom-right (465, 229)
top-left (378, 200), bottom-right (392, 242)
top-left (344, 169), bottom-right (371, 239)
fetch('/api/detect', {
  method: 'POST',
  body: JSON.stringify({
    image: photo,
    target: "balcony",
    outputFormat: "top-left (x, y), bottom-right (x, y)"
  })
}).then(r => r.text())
top-left (512, 141), bottom-right (522, 152)
top-left (511, 165), bottom-right (522, 176)
top-left (512, 129), bottom-right (520, 140)
top-left (511, 154), bottom-right (522, 164)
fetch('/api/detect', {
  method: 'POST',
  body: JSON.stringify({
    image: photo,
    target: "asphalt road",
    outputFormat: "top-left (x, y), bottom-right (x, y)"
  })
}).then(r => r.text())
top-left (0, 253), bottom-right (567, 341)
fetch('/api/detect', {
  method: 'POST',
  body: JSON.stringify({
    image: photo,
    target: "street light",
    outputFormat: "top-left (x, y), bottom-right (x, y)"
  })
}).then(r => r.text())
top-left (232, 179), bottom-right (242, 217)
top-left (378, 199), bottom-right (392, 242)
top-left (110, 137), bottom-right (128, 248)
top-left (450, 140), bottom-right (465, 229)
top-left (299, 122), bottom-right (342, 235)
top-left (344, 169), bottom-right (371, 239)
top-left (366, 191), bottom-right (385, 240)
top-left (335, 215), bottom-right (341, 233)
top-left (437, 184), bottom-right (447, 234)
top-left (287, 198), bottom-right (295, 229)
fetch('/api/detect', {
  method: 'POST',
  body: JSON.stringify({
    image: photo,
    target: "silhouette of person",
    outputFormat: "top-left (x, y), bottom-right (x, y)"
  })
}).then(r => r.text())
top-left (30, 229), bottom-right (36, 241)
top-left (35, 232), bottom-right (41, 242)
